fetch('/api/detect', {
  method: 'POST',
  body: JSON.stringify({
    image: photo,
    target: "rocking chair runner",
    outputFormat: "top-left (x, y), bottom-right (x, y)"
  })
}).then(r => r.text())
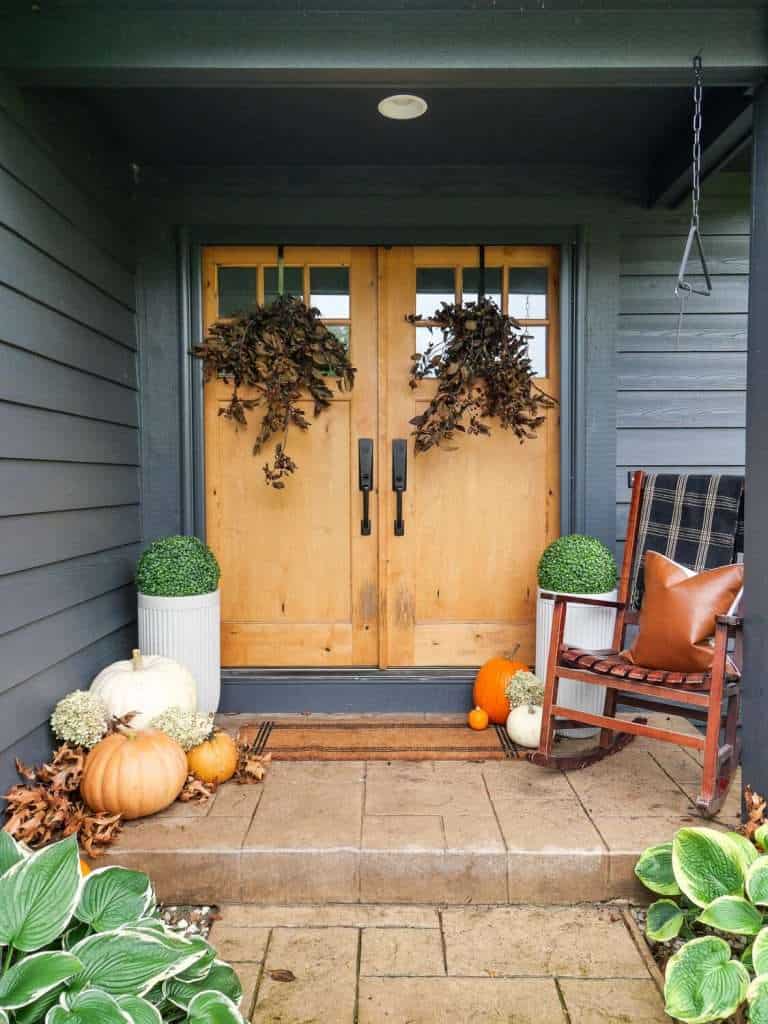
top-left (534, 471), bottom-right (744, 817)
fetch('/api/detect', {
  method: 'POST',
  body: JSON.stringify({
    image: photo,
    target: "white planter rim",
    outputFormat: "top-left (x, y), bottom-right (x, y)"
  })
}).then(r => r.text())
top-left (138, 589), bottom-right (220, 611)
top-left (537, 586), bottom-right (617, 600)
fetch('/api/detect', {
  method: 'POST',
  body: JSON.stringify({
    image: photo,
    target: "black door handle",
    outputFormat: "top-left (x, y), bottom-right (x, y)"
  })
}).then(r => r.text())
top-left (358, 438), bottom-right (374, 536)
top-left (392, 439), bottom-right (407, 536)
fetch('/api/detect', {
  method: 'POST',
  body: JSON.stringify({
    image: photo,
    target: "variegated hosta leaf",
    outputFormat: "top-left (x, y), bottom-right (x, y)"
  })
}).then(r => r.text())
top-left (0, 1009), bottom-right (8, 1024)
top-left (751, 927), bottom-right (768, 975)
top-left (723, 831), bottom-right (760, 873)
top-left (115, 995), bottom-right (163, 1024)
top-left (672, 828), bottom-right (745, 909)
top-left (174, 936), bottom-right (217, 983)
top-left (742, 942), bottom-right (755, 972)
top-left (665, 936), bottom-right (749, 1024)
top-left (756, 825), bottom-right (768, 853)
top-left (646, 899), bottom-right (685, 942)
top-left (697, 896), bottom-right (763, 936)
top-left (0, 836), bottom-right (81, 951)
top-left (62, 921), bottom-right (90, 951)
top-left (0, 952), bottom-right (82, 1010)
top-left (75, 867), bottom-right (155, 932)
top-left (164, 961), bottom-right (243, 1010)
top-left (187, 991), bottom-right (245, 1024)
top-left (15, 985), bottom-right (63, 1024)
top-left (749, 975), bottom-right (768, 1024)
top-left (0, 832), bottom-right (27, 877)
top-left (46, 988), bottom-right (132, 1024)
top-left (634, 842), bottom-right (681, 896)
top-left (71, 927), bottom-right (207, 997)
top-left (748, 856), bottom-right (768, 906)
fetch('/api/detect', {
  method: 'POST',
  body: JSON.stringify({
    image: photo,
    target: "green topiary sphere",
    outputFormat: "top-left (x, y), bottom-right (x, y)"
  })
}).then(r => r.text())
top-left (537, 534), bottom-right (617, 594)
top-left (136, 535), bottom-right (220, 597)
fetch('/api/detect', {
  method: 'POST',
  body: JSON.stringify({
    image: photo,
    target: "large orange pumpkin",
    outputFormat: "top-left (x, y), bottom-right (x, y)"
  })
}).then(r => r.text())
top-left (187, 730), bottom-right (238, 785)
top-left (80, 728), bottom-right (187, 820)
top-left (473, 651), bottom-right (529, 725)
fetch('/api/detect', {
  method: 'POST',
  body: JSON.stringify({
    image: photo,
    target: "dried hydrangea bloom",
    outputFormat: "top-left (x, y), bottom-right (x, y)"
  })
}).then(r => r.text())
top-left (150, 706), bottom-right (215, 752)
top-left (505, 670), bottom-right (545, 710)
top-left (50, 690), bottom-right (109, 749)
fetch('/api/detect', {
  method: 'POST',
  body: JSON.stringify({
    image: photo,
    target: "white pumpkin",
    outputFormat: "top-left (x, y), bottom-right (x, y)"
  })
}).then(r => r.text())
top-left (90, 648), bottom-right (197, 729)
top-left (506, 703), bottom-right (544, 748)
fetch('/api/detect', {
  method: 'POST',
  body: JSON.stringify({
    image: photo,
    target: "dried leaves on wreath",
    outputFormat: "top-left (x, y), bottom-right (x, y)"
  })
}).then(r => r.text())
top-left (194, 296), bottom-right (355, 487)
top-left (3, 743), bottom-right (122, 857)
top-left (406, 298), bottom-right (556, 454)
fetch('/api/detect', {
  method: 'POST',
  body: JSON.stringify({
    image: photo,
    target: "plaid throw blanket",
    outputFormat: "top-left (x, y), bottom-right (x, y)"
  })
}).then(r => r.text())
top-left (629, 474), bottom-right (744, 610)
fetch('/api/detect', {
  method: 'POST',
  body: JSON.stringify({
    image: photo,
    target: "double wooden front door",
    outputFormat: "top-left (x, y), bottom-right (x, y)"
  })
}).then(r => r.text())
top-left (203, 245), bottom-right (560, 668)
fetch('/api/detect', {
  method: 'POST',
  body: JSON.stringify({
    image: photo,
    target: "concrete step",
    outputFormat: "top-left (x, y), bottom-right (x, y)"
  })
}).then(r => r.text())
top-left (98, 727), bottom-right (740, 905)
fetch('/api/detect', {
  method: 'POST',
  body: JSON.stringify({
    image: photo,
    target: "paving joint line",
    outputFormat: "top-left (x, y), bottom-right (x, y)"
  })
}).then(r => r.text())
top-left (554, 977), bottom-right (573, 1024)
top-left (249, 926), bottom-right (273, 1020)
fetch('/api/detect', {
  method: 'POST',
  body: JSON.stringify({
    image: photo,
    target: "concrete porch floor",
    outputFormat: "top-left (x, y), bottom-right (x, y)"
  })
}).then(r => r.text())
top-left (212, 901), bottom-right (667, 1023)
top-left (101, 712), bottom-right (741, 906)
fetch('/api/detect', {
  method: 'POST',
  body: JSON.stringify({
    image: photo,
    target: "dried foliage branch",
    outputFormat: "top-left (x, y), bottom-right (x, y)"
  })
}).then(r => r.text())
top-left (406, 298), bottom-right (556, 454)
top-left (3, 743), bottom-right (122, 856)
top-left (194, 295), bottom-right (356, 487)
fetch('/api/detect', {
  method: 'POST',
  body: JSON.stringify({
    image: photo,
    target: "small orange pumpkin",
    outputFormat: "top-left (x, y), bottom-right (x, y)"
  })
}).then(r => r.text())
top-left (467, 706), bottom-right (489, 731)
top-left (81, 728), bottom-right (187, 820)
top-left (473, 648), bottom-right (529, 725)
top-left (187, 730), bottom-right (238, 785)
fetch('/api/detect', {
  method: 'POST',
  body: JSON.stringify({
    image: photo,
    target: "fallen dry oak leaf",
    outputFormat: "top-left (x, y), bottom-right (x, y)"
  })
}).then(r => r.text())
top-left (178, 774), bottom-right (217, 804)
top-left (235, 742), bottom-right (272, 785)
top-left (269, 970), bottom-right (296, 983)
top-left (3, 743), bottom-right (122, 856)
top-left (743, 785), bottom-right (766, 842)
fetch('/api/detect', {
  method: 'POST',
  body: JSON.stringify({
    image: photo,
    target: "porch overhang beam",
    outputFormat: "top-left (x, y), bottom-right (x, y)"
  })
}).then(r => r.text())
top-left (1, 8), bottom-right (766, 88)
top-left (650, 98), bottom-right (754, 209)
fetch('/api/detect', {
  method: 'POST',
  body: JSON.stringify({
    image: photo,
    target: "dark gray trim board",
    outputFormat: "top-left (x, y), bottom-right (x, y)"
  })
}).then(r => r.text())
top-left (221, 669), bottom-right (477, 715)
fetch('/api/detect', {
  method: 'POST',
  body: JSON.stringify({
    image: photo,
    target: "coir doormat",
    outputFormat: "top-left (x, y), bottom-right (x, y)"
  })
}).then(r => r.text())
top-left (237, 719), bottom-right (526, 761)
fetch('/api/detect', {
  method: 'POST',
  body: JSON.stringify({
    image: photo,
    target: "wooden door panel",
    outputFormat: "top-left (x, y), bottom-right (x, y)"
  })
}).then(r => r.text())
top-left (203, 246), bottom-right (378, 668)
top-left (381, 245), bottom-right (560, 667)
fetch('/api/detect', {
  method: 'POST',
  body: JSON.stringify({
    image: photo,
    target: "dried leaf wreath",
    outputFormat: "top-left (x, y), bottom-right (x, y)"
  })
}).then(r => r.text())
top-left (194, 295), bottom-right (356, 487)
top-left (406, 297), bottom-right (556, 454)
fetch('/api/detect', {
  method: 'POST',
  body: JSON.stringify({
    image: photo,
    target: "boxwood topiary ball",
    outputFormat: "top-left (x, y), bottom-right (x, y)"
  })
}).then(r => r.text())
top-left (136, 535), bottom-right (220, 597)
top-left (537, 534), bottom-right (617, 595)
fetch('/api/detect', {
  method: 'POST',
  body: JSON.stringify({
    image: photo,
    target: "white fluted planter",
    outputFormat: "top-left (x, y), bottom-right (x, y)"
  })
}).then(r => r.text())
top-left (535, 586), bottom-right (617, 738)
top-left (138, 589), bottom-right (221, 713)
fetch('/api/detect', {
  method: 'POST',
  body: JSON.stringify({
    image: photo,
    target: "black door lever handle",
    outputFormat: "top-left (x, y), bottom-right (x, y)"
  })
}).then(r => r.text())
top-left (392, 439), bottom-right (407, 536)
top-left (358, 438), bottom-right (374, 536)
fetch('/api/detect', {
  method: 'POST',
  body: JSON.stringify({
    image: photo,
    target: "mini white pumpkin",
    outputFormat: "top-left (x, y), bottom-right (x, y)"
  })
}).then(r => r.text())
top-left (90, 648), bottom-right (197, 729)
top-left (506, 703), bottom-right (544, 748)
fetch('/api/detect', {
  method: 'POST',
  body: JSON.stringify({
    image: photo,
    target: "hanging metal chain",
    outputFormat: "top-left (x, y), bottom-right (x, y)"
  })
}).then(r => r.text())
top-left (690, 54), bottom-right (704, 231)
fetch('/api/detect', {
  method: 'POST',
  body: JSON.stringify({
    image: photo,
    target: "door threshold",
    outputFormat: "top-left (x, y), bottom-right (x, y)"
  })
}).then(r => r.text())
top-left (220, 667), bottom-right (476, 714)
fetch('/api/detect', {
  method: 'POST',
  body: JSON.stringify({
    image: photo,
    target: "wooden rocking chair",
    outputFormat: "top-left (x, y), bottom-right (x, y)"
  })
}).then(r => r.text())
top-left (533, 471), bottom-right (744, 817)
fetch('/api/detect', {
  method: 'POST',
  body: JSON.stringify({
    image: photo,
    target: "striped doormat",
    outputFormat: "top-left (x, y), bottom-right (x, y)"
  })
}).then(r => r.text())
top-left (237, 720), bottom-right (526, 762)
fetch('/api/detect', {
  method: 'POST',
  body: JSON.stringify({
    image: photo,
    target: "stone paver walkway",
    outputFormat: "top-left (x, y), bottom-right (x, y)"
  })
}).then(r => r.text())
top-left (103, 712), bottom-right (740, 906)
top-left (211, 901), bottom-right (667, 1023)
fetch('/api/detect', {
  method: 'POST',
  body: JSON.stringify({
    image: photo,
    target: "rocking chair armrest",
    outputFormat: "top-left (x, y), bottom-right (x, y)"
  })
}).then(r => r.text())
top-left (541, 592), bottom-right (627, 610)
top-left (716, 613), bottom-right (743, 629)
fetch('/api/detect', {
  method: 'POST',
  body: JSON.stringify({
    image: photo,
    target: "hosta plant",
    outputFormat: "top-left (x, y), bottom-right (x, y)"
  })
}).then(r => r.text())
top-left (0, 832), bottom-right (245, 1023)
top-left (635, 825), bottom-right (768, 1022)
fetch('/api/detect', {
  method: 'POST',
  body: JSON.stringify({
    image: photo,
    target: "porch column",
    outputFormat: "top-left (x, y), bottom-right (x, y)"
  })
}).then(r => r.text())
top-left (742, 82), bottom-right (768, 801)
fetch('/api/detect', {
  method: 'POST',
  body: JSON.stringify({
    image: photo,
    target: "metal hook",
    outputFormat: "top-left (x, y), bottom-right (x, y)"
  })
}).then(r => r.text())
top-left (675, 223), bottom-right (713, 297)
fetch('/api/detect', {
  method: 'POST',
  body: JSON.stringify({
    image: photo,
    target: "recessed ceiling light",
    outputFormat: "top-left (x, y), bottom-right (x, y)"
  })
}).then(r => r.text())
top-left (378, 94), bottom-right (428, 120)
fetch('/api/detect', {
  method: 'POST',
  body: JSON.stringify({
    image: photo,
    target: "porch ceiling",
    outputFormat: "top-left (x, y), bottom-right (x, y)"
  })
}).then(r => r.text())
top-left (36, 83), bottom-right (753, 203)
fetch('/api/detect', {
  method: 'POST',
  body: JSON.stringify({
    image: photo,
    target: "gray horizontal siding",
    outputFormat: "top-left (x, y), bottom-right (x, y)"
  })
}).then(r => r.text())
top-left (0, 86), bottom-right (138, 793)
top-left (616, 174), bottom-right (749, 545)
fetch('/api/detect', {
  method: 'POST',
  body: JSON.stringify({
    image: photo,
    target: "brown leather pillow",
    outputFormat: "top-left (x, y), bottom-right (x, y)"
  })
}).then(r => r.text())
top-left (625, 552), bottom-right (743, 673)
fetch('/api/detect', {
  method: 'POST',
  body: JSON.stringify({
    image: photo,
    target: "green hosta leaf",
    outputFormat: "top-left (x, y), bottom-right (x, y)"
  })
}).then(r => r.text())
top-left (71, 927), bottom-right (206, 997)
top-left (115, 996), bottom-right (163, 1024)
top-left (75, 867), bottom-right (155, 932)
top-left (0, 836), bottom-right (81, 951)
top-left (743, 942), bottom-right (755, 972)
top-left (697, 896), bottom-right (764, 936)
top-left (752, 927), bottom-right (768, 975)
top-left (749, 975), bottom-right (768, 1024)
top-left (15, 984), bottom-right (65, 1024)
top-left (646, 899), bottom-right (685, 942)
top-left (673, 828), bottom-right (745, 909)
top-left (0, 1010), bottom-right (8, 1024)
top-left (164, 961), bottom-right (242, 1010)
top-left (46, 989), bottom-right (132, 1024)
top-left (748, 857), bottom-right (768, 906)
top-left (665, 936), bottom-right (749, 1023)
top-left (0, 952), bottom-right (82, 1010)
top-left (724, 831), bottom-right (760, 872)
top-left (187, 991), bottom-right (245, 1024)
top-left (756, 825), bottom-right (768, 853)
top-left (0, 833), bottom-right (26, 876)
top-left (635, 842), bottom-right (680, 896)
top-left (175, 938), bottom-right (217, 983)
